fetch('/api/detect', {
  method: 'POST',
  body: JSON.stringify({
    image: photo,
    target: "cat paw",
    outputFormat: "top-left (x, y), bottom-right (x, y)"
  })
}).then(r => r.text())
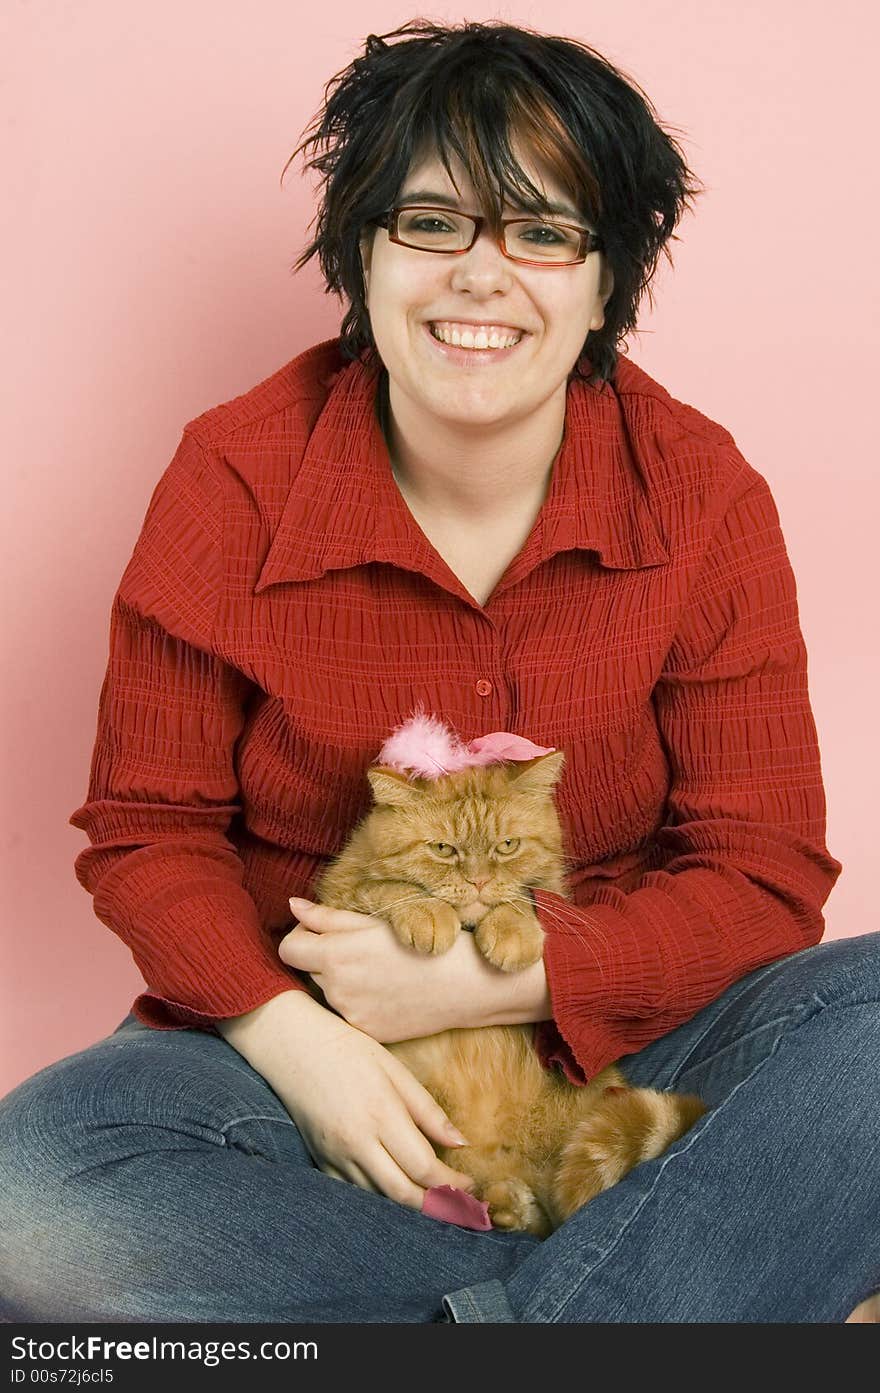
top-left (390, 899), bottom-right (460, 955)
top-left (474, 905), bottom-right (544, 972)
top-left (477, 1179), bottom-right (552, 1237)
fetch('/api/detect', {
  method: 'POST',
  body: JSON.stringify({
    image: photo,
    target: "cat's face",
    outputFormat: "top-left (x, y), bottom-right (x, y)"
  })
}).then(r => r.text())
top-left (365, 752), bottom-right (566, 925)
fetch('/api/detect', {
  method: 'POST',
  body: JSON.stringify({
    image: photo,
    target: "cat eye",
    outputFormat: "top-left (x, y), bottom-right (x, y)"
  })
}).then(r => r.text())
top-left (430, 842), bottom-right (458, 859)
top-left (496, 839), bottom-right (520, 855)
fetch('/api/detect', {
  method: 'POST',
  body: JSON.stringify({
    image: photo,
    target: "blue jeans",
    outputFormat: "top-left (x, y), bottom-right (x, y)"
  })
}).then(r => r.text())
top-left (1, 933), bottom-right (878, 1323)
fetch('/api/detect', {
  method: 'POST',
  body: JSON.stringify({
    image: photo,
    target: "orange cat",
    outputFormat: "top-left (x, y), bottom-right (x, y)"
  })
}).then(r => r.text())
top-left (312, 745), bottom-right (706, 1236)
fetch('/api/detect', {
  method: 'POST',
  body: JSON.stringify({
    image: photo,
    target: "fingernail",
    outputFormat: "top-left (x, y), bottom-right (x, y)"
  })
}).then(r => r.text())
top-left (446, 1124), bottom-right (469, 1146)
top-left (289, 896), bottom-right (312, 910)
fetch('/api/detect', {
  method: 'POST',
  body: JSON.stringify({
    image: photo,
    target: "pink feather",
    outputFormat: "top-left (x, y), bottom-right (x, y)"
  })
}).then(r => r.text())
top-left (375, 709), bottom-right (555, 780)
top-left (376, 712), bottom-right (469, 779)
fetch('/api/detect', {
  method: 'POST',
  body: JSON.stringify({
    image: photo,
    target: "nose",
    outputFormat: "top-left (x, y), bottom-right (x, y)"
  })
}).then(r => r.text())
top-left (449, 226), bottom-right (514, 295)
top-left (471, 876), bottom-right (490, 893)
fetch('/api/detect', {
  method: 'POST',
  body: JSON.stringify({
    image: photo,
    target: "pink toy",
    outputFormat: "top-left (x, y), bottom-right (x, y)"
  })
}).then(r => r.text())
top-left (421, 1185), bottom-right (493, 1230)
top-left (376, 709), bottom-right (555, 780)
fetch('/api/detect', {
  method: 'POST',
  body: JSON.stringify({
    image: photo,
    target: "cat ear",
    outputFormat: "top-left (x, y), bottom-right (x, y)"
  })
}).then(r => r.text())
top-left (508, 749), bottom-right (566, 795)
top-left (366, 765), bottom-right (425, 807)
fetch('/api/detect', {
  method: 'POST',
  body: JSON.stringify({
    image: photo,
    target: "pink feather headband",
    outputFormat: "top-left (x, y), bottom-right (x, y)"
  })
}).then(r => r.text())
top-left (375, 711), bottom-right (555, 780)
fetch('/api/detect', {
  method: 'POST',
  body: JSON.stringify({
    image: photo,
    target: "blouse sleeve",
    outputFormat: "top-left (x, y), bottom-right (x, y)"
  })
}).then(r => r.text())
top-left (532, 469), bottom-right (843, 1082)
top-left (68, 430), bottom-right (304, 1030)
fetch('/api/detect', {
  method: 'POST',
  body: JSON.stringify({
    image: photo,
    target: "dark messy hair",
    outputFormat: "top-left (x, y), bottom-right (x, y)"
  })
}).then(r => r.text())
top-left (283, 18), bottom-right (704, 388)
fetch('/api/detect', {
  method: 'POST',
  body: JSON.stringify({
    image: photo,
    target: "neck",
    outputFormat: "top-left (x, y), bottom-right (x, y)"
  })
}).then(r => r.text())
top-left (380, 372), bottom-right (566, 524)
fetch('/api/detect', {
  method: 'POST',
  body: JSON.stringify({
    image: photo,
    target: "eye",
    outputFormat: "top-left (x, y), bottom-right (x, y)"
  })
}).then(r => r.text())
top-left (519, 221), bottom-right (567, 244)
top-left (429, 842), bottom-right (458, 859)
top-left (496, 838), bottom-right (520, 855)
top-left (410, 215), bottom-right (455, 233)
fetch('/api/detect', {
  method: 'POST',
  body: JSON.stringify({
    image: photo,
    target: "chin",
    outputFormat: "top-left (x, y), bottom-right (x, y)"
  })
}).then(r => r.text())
top-left (459, 402), bottom-right (516, 422)
top-left (457, 904), bottom-right (490, 930)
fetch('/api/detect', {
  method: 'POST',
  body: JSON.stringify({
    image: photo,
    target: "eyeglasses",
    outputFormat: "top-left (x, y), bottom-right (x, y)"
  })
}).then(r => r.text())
top-left (373, 205), bottom-right (602, 266)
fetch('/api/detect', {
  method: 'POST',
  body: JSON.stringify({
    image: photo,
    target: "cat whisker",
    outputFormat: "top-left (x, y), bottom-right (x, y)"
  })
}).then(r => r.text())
top-left (359, 891), bottom-right (434, 917)
top-left (500, 891), bottom-right (540, 919)
top-left (506, 889), bottom-right (577, 934)
top-left (511, 889), bottom-right (607, 968)
top-left (510, 887), bottom-right (563, 919)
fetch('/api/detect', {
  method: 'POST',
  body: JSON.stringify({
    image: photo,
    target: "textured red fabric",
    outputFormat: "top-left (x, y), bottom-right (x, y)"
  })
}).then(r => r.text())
top-left (69, 337), bottom-right (843, 1080)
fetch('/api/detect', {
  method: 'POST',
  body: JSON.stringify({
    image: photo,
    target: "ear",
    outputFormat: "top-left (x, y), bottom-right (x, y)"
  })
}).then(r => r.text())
top-left (508, 749), bottom-right (566, 796)
top-left (600, 259), bottom-right (614, 305)
top-left (589, 258), bottom-right (615, 332)
top-left (359, 228), bottom-right (375, 299)
top-left (366, 765), bottom-right (424, 808)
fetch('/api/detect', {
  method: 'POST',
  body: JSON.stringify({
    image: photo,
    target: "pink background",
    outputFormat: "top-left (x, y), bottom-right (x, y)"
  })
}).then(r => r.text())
top-left (2, 2), bottom-right (875, 1094)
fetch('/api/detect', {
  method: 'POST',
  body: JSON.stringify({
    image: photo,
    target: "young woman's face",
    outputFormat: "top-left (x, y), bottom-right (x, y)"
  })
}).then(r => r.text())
top-left (359, 144), bottom-right (613, 432)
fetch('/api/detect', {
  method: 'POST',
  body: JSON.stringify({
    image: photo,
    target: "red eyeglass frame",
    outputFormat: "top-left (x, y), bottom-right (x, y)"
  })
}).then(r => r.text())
top-left (373, 205), bottom-right (603, 267)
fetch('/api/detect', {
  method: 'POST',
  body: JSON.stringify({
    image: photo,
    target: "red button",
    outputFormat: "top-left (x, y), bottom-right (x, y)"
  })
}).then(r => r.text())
top-left (475, 679), bottom-right (493, 697)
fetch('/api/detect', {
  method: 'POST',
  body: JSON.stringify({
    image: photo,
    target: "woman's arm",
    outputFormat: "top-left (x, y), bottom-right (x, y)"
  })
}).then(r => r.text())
top-left (278, 898), bottom-right (552, 1042)
top-left (216, 987), bottom-right (476, 1204)
top-left (69, 430), bottom-right (306, 1029)
top-left (531, 469), bottom-right (843, 1084)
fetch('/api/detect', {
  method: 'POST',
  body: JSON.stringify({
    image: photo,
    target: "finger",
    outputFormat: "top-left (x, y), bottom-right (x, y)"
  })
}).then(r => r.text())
top-left (277, 925), bottom-right (324, 970)
top-left (328, 1146), bottom-right (426, 1210)
top-left (378, 1114), bottom-right (475, 1195)
top-left (325, 1131), bottom-right (467, 1210)
top-left (321, 1161), bottom-right (380, 1194)
top-left (429, 1157), bottom-right (477, 1190)
top-left (364, 1143), bottom-right (431, 1210)
top-left (288, 898), bottom-right (382, 933)
top-left (384, 1052), bottom-right (471, 1151)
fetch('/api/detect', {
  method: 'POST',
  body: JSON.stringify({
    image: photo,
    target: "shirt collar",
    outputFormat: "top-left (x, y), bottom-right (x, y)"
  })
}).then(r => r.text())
top-left (253, 348), bottom-right (668, 598)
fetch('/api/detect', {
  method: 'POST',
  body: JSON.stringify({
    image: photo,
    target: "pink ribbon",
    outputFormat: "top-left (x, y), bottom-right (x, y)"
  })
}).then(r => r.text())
top-left (376, 712), bottom-right (555, 780)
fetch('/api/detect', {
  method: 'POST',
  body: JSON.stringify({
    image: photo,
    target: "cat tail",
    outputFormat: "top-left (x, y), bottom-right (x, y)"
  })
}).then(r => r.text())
top-left (550, 1087), bottom-right (707, 1225)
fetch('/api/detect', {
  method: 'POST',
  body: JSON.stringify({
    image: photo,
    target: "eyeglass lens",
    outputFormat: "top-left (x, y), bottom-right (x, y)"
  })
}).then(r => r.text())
top-left (394, 208), bottom-right (584, 263)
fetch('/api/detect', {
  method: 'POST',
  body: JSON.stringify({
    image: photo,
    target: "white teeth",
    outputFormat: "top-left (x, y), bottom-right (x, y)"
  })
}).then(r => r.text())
top-left (430, 323), bottom-right (522, 350)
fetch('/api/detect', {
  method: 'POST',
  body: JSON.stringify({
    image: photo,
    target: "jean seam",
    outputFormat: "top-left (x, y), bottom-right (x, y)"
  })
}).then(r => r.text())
top-left (101, 1036), bottom-right (267, 1092)
top-left (660, 986), bottom-right (874, 1092)
top-left (444, 1284), bottom-right (511, 1322)
top-left (657, 971), bottom-right (824, 1086)
top-left (461, 1291), bottom-right (482, 1320)
top-left (534, 1007), bottom-right (801, 1323)
top-left (536, 990), bottom-right (876, 1322)
top-left (219, 1114), bottom-right (297, 1136)
top-left (662, 941), bottom-right (880, 1086)
top-left (666, 1007), bottom-right (809, 1089)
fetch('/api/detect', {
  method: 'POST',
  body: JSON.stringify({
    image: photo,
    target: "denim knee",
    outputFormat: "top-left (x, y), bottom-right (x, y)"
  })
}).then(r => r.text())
top-left (788, 931), bottom-right (880, 1010)
top-left (0, 1049), bottom-right (109, 1315)
top-left (0, 1025), bottom-right (304, 1188)
top-left (777, 935), bottom-right (880, 1123)
top-left (0, 1028), bottom-right (306, 1319)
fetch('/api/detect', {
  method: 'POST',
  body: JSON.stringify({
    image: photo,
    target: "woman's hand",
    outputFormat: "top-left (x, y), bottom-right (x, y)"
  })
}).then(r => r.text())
top-left (217, 990), bottom-right (474, 1210)
top-left (279, 896), bottom-right (552, 1041)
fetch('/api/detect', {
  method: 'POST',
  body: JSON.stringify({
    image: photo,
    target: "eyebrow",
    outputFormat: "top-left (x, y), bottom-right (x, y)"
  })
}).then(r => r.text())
top-left (396, 188), bottom-right (585, 223)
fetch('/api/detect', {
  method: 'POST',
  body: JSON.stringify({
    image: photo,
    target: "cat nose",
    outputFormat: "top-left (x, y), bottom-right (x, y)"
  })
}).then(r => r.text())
top-left (471, 877), bottom-right (490, 892)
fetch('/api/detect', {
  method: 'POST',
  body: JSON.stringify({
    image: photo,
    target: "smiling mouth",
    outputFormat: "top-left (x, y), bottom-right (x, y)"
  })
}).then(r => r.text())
top-left (428, 322), bottom-right (525, 350)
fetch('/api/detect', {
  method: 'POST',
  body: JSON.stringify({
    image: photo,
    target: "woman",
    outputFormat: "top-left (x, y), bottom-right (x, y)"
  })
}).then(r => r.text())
top-left (1, 19), bottom-right (876, 1323)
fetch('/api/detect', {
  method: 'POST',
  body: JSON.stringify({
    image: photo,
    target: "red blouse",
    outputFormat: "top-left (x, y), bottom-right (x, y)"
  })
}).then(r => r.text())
top-left (69, 338), bottom-right (843, 1082)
